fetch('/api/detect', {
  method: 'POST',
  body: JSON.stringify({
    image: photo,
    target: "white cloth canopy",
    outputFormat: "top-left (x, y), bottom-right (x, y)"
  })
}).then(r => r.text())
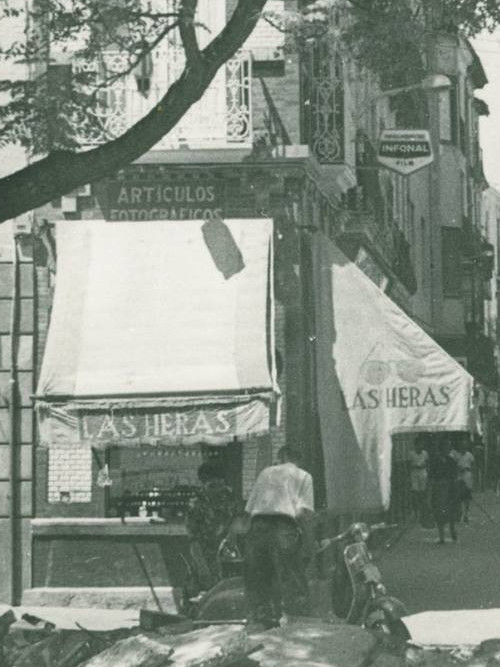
top-left (36, 218), bottom-right (278, 447)
top-left (313, 234), bottom-right (474, 512)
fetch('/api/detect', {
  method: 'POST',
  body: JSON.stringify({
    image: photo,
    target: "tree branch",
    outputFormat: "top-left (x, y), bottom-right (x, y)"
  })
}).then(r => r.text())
top-left (0, 0), bottom-right (267, 223)
top-left (179, 0), bottom-right (201, 66)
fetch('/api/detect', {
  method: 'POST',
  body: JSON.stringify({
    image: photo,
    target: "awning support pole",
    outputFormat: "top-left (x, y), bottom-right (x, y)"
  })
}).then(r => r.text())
top-left (120, 517), bottom-right (164, 613)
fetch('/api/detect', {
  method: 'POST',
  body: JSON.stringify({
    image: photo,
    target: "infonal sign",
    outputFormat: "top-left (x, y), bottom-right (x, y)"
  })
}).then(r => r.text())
top-left (377, 129), bottom-right (433, 175)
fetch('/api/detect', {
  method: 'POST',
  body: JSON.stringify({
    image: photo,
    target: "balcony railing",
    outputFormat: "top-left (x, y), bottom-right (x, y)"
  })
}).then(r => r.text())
top-left (76, 50), bottom-right (252, 151)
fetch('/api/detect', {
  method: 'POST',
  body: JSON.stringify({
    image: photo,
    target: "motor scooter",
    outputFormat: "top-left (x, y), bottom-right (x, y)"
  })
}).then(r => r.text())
top-left (180, 537), bottom-right (247, 624)
top-left (320, 521), bottom-right (410, 639)
top-left (181, 521), bottom-right (409, 639)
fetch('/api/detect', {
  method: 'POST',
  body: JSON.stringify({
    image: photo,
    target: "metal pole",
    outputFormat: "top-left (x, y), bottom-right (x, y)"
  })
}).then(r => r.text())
top-left (9, 237), bottom-right (20, 604)
top-left (120, 517), bottom-right (164, 613)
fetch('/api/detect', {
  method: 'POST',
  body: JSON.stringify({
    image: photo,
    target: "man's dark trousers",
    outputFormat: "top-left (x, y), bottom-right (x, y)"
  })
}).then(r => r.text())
top-left (244, 515), bottom-right (310, 627)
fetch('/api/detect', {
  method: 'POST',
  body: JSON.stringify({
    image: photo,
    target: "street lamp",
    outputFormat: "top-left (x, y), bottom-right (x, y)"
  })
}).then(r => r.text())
top-left (351, 73), bottom-right (451, 125)
top-left (372, 74), bottom-right (452, 101)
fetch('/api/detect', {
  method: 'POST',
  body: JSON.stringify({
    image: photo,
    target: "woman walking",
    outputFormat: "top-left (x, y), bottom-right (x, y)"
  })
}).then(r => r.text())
top-left (429, 440), bottom-right (459, 544)
top-left (408, 436), bottom-right (429, 523)
top-left (454, 439), bottom-right (474, 523)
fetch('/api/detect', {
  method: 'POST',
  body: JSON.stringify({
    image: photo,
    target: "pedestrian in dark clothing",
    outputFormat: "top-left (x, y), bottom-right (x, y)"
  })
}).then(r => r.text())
top-left (473, 436), bottom-right (485, 492)
top-left (453, 438), bottom-right (474, 523)
top-left (429, 441), bottom-right (459, 544)
top-left (186, 461), bottom-right (236, 588)
top-left (243, 446), bottom-right (315, 631)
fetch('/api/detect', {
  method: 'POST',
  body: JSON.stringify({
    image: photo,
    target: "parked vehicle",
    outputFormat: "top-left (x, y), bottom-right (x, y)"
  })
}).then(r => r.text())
top-left (322, 521), bottom-right (410, 639)
top-left (181, 536), bottom-right (247, 624)
top-left (180, 520), bottom-right (408, 639)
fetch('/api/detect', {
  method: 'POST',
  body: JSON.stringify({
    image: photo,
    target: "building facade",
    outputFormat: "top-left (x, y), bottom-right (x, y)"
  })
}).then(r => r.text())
top-left (0, 0), bottom-right (496, 604)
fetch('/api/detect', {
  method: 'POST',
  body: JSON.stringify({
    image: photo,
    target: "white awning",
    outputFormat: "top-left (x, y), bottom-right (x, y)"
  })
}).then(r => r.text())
top-left (313, 233), bottom-right (474, 512)
top-left (36, 218), bottom-right (278, 447)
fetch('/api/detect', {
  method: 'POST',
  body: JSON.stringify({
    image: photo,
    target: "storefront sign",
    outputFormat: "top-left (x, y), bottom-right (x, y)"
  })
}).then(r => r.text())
top-left (377, 129), bottom-right (433, 175)
top-left (314, 235), bottom-right (473, 513)
top-left (38, 399), bottom-right (272, 448)
top-left (80, 409), bottom-right (233, 442)
top-left (101, 180), bottom-right (224, 221)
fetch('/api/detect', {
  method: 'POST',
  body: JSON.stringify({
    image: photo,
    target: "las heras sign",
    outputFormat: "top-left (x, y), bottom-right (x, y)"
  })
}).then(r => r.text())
top-left (377, 129), bottom-right (433, 175)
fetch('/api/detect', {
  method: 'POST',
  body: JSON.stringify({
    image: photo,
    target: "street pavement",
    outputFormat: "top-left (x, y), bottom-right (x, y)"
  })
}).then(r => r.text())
top-left (378, 490), bottom-right (500, 614)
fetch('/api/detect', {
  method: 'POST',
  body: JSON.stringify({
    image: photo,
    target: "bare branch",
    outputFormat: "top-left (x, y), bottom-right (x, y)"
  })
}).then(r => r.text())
top-left (179, 0), bottom-right (201, 65)
top-left (127, 11), bottom-right (180, 21)
top-left (262, 13), bottom-right (289, 34)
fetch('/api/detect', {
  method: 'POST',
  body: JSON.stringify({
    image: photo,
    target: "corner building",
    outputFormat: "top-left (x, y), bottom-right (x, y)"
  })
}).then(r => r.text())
top-left (0, 0), bottom-right (495, 605)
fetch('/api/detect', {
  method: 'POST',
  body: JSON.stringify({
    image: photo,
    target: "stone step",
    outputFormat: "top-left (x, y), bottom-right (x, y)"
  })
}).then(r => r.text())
top-left (22, 586), bottom-right (179, 613)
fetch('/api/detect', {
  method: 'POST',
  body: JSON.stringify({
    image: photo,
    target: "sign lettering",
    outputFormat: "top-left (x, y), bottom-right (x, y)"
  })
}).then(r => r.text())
top-left (377, 129), bottom-right (433, 175)
top-left (80, 409), bottom-right (233, 443)
top-left (101, 181), bottom-right (224, 221)
top-left (342, 385), bottom-right (451, 411)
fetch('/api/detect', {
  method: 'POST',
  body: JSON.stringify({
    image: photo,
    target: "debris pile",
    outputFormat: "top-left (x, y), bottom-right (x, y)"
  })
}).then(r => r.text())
top-left (0, 608), bottom-right (258, 667)
top-left (4, 608), bottom-right (500, 667)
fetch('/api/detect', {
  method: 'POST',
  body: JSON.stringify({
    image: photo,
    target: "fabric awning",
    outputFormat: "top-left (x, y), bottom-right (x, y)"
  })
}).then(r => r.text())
top-left (313, 233), bottom-right (474, 512)
top-left (36, 218), bottom-right (278, 447)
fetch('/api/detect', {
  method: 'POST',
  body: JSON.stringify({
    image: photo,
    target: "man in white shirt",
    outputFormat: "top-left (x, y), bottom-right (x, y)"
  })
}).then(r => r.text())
top-left (243, 445), bottom-right (315, 630)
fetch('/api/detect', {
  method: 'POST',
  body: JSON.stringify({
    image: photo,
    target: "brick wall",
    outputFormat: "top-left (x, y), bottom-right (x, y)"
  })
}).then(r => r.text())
top-left (47, 444), bottom-right (92, 503)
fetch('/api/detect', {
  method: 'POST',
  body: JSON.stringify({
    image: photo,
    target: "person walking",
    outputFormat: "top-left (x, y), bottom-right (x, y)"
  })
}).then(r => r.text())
top-left (455, 438), bottom-right (475, 523)
top-left (186, 461), bottom-right (236, 589)
top-left (243, 445), bottom-right (315, 631)
top-left (428, 440), bottom-right (459, 544)
top-left (408, 436), bottom-right (429, 523)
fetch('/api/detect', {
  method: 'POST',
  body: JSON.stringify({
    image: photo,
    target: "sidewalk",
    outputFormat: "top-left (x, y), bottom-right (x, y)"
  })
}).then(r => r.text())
top-left (377, 490), bottom-right (500, 614)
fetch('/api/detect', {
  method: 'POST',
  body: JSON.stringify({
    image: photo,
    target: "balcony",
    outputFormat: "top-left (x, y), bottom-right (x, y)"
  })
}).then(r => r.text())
top-left (76, 50), bottom-right (252, 151)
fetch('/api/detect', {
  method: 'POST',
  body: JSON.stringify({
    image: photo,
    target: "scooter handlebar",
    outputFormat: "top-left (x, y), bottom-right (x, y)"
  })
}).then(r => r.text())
top-left (370, 522), bottom-right (398, 532)
top-left (317, 523), bottom-right (398, 552)
top-left (317, 527), bottom-right (352, 552)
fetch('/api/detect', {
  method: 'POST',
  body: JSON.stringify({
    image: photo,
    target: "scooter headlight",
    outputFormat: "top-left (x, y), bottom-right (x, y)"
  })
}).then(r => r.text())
top-left (352, 522), bottom-right (370, 542)
top-left (218, 539), bottom-right (243, 563)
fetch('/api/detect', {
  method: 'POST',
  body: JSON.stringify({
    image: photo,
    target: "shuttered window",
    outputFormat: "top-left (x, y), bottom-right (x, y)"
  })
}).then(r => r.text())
top-left (441, 227), bottom-right (463, 296)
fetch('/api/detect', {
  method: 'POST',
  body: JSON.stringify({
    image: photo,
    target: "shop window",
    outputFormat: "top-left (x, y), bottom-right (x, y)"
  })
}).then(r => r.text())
top-left (0, 266), bottom-right (13, 297)
top-left (441, 227), bottom-right (463, 296)
top-left (0, 299), bottom-right (33, 334)
top-left (106, 445), bottom-right (203, 517)
top-left (105, 442), bottom-right (243, 518)
top-left (0, 335), bottom-right (33, 371)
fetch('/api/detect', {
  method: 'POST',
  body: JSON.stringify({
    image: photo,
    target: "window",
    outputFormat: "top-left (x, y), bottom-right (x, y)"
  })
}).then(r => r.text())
top-left (243, 0), bottom-right (285, 63)
top-left (439, 77), bottom-right (460, 147)
top-left (438, 89), bottom-right (452, 141)
top-left (441, 227), bottom-right (463, 296)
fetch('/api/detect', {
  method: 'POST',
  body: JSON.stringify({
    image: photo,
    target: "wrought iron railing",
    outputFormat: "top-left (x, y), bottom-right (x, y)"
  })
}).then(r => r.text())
top-left (76, 49), bottom-right (252, 150)
top-left (300, 38), bottom-right (345, 164)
